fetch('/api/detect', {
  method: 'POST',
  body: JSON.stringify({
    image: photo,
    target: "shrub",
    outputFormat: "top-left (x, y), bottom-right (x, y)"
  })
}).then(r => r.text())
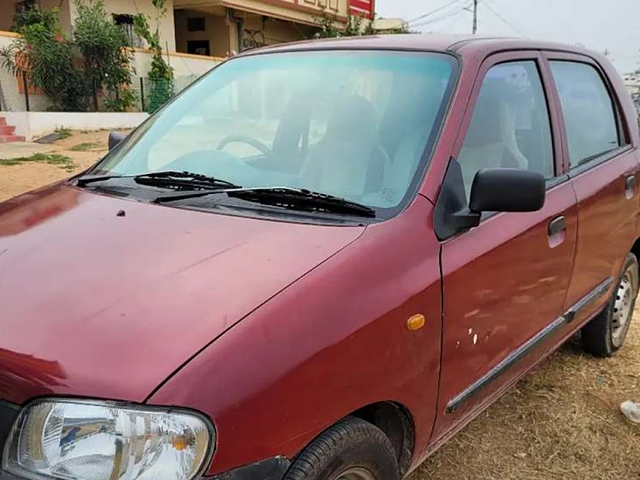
top-left (1, 0), bottom-right (136, 112)
top-left (134, 0), bottom-right (173, 112)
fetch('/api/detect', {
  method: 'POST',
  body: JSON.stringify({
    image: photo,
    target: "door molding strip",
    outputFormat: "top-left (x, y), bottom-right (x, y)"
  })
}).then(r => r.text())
top-left (445, 277), bottom-right (614, 414)
top-left (564, 277), bottom-right (614, 323)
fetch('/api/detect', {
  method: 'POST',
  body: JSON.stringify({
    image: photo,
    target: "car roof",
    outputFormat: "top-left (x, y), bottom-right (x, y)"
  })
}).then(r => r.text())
top-left (243, 34), bottom-right (602, 62)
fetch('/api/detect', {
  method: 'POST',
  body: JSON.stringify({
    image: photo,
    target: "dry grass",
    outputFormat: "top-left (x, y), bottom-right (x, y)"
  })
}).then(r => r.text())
top-left (69, 142), bottom-right (100, 152)
top-left (0, 153), bottom-right (75, 172)
top-left (411, 314), bottom-right (640, 480)
top-left (0, 130), bottom-right (639, 479)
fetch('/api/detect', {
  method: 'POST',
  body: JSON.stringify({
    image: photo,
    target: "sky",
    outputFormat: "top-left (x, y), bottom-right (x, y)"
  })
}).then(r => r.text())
top-left (375, 0), bottom-right (640, 74)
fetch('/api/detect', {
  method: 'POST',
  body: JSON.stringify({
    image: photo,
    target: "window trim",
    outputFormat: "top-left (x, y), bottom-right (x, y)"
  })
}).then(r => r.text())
top-left (542, 52), bottom-right (631, 174)
top-left (451, 51), bottom-right (562, 193)
top-left (567, 145), bottom-right (633, 178)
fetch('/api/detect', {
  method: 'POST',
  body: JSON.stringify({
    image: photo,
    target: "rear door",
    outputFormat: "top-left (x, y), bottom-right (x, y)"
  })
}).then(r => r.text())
top-left (431, 52), bottom-right (578, 442)
top-left (545, 53), bottom-right (640, 324)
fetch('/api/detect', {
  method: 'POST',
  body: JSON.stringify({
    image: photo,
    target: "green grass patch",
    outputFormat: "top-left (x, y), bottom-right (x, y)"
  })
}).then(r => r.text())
top-left (70, 142), bottom-right (99, 151)
top-left (54, 127), bottom-right (72, 140)
top-left (0, 153), bottom-right (75, 172)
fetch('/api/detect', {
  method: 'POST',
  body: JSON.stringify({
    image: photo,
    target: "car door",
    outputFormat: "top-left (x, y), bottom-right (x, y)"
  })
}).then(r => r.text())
top-left (545, 53), bottom-right (640, 325)
top-left (430, 52), bottom-right (579, 442)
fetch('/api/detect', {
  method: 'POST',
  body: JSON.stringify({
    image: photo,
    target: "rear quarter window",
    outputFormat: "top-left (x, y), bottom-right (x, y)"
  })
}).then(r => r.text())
top-left (549, 61), bottom-right (623, 167)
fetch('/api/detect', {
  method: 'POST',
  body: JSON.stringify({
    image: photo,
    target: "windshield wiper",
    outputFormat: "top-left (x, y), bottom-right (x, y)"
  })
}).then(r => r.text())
top-left (75, 174), bottom-right (125, 186)
top-left (133, 171), bottom-right (241, 190)
top-left (76, 170), bottom-right (240, 190)
top-left (154, 187), bottom-right (377, 218)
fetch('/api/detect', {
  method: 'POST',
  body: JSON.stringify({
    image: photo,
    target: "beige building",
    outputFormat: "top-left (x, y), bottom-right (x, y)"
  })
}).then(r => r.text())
top-left (0, 0), bottom-right (375, 59)
top-left (622, 73), bottom-right (640, 112)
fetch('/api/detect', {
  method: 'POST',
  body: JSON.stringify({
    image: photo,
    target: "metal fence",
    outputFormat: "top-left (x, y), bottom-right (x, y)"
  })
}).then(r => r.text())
top-left (133, 75), bottom-right (199, 113)
top-left (0, 73), bottom-right (202, 113)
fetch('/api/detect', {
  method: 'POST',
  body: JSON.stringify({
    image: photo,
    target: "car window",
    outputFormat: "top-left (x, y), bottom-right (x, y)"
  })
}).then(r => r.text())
top-left (549, 61), bottom-right (621, 167)
top-left (457, 61), bottom-right (554, 198)
top-left (96, 51), bottom-right (457, 213)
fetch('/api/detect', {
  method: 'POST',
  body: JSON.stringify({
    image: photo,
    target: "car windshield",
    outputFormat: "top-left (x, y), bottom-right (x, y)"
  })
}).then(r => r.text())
top-left (92, 50), bottom-right (457, 215)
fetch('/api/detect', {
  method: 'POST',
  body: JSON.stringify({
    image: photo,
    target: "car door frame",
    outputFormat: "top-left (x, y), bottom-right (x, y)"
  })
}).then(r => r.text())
top-left (427, 49), bottom-right (579, 451)
top-left (541, 50), bottom-right (640, 324)
top-left (449, 50), bottom-right (567, 182)
top-left (540, 50), bottom-right (634, 175)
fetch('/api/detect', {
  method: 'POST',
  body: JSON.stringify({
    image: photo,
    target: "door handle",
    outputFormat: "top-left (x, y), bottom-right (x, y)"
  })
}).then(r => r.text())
top-left (548, 216), bottom-right (566, 236)
top-left (626, 174), bottom-right (636, 199)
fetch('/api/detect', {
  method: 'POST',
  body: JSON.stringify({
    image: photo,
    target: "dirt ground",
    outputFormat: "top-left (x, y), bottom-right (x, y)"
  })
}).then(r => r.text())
top-left (0, 130), bottom-right (112, 202)
top-left (0, 131), bottom-right (639, 479)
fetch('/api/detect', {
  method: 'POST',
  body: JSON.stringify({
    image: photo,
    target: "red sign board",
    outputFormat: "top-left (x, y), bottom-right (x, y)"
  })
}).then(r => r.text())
top-left (349, 0), bottom-right (374, 18)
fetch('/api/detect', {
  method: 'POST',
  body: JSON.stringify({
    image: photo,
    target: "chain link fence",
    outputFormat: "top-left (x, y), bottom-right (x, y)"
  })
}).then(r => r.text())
top-left (132, 75), bottom-right (199, 113)
top-left (0, 72), bottom-right (202, 113)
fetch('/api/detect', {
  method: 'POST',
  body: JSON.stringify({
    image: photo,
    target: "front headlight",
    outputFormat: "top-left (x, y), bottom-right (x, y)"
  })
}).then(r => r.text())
top-left (2, 398), bottom-right (215, 480)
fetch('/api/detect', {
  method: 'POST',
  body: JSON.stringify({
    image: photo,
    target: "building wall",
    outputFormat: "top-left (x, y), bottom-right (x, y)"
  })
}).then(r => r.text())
top-left (174, 7), bottom-right (317, 56)
top-left (0, 27), bottom-right (220, 114)
top-left (131, 48), bottom-right (223, 77)
top-left (70, 0), bottom-right (177, 52)
top-left (3, 111), bottom-right (149, 140)
top-left (0, 2), bottom-right (14, 31)
top-left (175, 0), bottom-right (348, 26)
top-left (241, 14), bottom-right (316, 46)
top-left (0, 31), bottom-right (51, 112)
top-left (174, 9), bottom-right (231, 57)
top-left (0, 0), bottom-right (73, 34)
top-left (42, 0), bottom-right (73, 33)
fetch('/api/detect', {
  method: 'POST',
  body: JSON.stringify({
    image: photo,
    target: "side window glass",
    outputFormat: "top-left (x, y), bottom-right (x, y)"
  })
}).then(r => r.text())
top-left (549, 61), bottom-right (621, 167)
top-left (458, 61), bottom-right (554, 197)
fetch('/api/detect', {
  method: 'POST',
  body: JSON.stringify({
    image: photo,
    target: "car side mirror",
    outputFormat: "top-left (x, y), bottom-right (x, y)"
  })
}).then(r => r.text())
top-left (469, 168), bottom-right (545, 213)
top-left (434, 162), bottom-right (546, 241)
top-left (108, 131), bottom-right (128, 151)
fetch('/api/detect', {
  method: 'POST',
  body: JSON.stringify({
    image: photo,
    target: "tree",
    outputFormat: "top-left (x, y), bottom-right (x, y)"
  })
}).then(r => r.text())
top-left (1, 6), bottom-right (90, 111)
top-left (74, 0), bottom-right (136, 111)
top-left (11, 2), bottom-right (61, 32)
top-left (314, 10), bottom-right (410, 38)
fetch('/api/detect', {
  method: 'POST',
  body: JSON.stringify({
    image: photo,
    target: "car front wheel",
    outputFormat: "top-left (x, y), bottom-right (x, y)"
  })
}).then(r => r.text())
top-left (283, 417), bottom-right (400, 480)
top-left (582, 252), bottom-right (639, 356)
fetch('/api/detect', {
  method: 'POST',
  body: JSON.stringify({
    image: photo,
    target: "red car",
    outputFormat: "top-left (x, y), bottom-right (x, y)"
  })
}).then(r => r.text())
top-left (0, 35), bottom-right (638, 480)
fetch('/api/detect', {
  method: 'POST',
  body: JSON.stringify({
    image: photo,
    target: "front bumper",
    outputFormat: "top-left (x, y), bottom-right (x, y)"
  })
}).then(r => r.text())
top-left (0, 401), bottom-right (20, 480)
top-left (0, 458), bottom-right (291, 480)
top-left (0, 471), bottom-right (20, 480)
top-left (209, 457), bottom-right (290, 480)
top-left (1, 399), bottom-right (289, 480)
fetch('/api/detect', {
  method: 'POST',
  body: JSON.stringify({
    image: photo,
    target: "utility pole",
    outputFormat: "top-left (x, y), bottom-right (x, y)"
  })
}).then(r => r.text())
top-left (472, 0), bottom-right (478, 34)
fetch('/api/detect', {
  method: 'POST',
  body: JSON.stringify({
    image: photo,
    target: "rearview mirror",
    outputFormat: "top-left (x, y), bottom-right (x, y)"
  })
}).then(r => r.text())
top-left (470, 168), bottom-right (545, 213)
top-left (108, 131), bottom-right (128, 151)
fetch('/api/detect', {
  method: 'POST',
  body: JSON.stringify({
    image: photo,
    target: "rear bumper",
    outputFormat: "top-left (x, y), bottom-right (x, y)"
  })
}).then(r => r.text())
top-left (209, 457), bottom-right (290, 480)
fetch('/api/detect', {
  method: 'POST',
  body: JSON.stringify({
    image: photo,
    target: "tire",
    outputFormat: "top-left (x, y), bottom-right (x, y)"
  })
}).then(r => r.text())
top-left (582, 252), bottom-right (639, 357)
top-left (284, 417), bottom-right (400, 480)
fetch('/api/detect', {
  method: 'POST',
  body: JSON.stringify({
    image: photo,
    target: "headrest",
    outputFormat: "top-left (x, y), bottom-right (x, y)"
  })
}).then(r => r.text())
top-left (463, 79), bottom-right (516, 148)
top-left (324, 95), bottom-right (377, 141)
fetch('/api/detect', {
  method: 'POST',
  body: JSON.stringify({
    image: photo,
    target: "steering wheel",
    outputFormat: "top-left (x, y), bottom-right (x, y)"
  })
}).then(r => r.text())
top-left (217, 135), bottom-right (271, 156)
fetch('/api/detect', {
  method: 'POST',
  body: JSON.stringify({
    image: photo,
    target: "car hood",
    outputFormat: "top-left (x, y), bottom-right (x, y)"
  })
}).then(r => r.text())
top-left (0, 185), bottom-right (364, 405)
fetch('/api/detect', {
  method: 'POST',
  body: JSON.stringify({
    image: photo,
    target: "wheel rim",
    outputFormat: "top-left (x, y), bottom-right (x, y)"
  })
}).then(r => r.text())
top-left (332, 467), bottom-right (376, 480)
top-left (612, 263), bottom-right (639, 346)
